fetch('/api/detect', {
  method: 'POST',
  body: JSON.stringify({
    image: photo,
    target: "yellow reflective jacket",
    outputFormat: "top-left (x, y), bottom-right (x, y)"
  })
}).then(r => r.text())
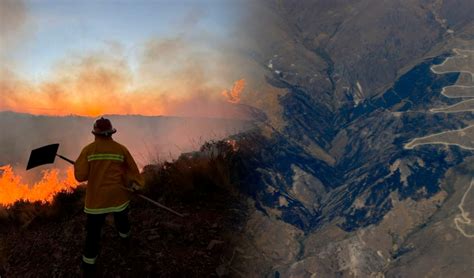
top-left (74, 136), bottom-right (144, 214)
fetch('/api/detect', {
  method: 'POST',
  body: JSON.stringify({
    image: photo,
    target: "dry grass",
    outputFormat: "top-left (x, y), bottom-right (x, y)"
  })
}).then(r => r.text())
top-left (0, 186), bottom-right (85, 230)
top-left (142, 140), bottom-right (241, 203)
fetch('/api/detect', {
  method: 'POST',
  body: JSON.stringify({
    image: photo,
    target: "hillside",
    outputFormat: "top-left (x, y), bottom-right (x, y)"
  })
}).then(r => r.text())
top-left (225, 0), bottom-right (474, 276)
top-left (0, 139), bottom-right (250, 277)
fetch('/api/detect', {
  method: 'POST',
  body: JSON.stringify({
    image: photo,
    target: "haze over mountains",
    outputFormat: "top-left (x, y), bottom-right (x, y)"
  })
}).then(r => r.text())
top-left (0, 111), bottom-right (253, 174)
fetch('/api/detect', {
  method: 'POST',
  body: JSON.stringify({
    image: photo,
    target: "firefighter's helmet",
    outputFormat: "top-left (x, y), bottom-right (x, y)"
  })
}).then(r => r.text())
top-left (92, 117), bottom-right (117, 136)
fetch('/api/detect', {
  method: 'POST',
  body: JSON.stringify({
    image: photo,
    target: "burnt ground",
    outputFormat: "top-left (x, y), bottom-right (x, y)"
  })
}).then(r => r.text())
top-left (0, 140), bottom-right (250, 277)
top-left (1, 193), bottom-right (246, 277)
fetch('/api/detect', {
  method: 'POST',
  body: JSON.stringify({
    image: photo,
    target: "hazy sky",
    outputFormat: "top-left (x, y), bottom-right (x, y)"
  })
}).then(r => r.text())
top-left (11, 0), bottom-right (241, 81)
top-left (1, 0), bottom-right (252, 117)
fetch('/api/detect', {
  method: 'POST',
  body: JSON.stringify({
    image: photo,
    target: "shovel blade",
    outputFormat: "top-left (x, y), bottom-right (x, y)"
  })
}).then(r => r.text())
top-left (26, 143), bottom-right (60, 170)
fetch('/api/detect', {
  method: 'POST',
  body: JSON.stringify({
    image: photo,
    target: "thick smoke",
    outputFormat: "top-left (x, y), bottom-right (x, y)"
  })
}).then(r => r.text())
top-left (0, 1), bottom-right (256, 119)
top-left (1, 40), bottom-right (253, 118)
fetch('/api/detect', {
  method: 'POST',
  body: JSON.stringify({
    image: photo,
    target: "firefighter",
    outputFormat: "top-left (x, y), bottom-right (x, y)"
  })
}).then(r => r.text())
top-left (74, 117), bottom-right (143, 274)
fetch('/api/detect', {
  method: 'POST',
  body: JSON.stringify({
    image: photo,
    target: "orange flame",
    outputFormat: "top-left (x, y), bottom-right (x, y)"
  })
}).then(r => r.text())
top-left (221, 79), bottom-right (245, 103)
top-left (0, 165), bottom-right (79, 206)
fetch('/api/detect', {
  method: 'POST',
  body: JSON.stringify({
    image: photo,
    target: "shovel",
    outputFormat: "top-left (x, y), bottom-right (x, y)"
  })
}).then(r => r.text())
top-left (26, 143), bottom-right (184, 217)
top-left (26, 143), bottom-right (74, 170)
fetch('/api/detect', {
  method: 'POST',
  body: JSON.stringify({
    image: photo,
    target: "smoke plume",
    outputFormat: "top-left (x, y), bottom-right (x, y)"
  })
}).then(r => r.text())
top-left (0, 1), bottom-right (257, 119)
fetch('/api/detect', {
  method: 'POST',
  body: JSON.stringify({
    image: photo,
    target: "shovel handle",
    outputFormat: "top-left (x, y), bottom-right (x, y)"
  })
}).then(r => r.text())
top-left (121, 186), bottom-right (184, 217)
top-left (56, 154), bottom-right (75, 165)
top-left (137, 194), bottom-right (185, 218)
top-left (50, 154), bottom-right (184, 217)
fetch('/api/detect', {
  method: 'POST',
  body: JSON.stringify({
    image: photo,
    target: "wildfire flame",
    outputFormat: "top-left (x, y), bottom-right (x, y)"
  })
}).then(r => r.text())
top-left (0, 165), bottom-right (79, 206)
top-left (221, 79), bottom-right (245, 103)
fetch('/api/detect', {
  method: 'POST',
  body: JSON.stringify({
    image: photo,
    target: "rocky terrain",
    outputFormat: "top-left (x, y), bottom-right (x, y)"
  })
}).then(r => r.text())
top-left (226, 0), bottom-right (474, 276)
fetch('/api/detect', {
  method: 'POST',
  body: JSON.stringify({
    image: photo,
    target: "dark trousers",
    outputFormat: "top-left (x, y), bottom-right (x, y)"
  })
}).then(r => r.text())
top-left (83, 208), bottom-right (130, 264)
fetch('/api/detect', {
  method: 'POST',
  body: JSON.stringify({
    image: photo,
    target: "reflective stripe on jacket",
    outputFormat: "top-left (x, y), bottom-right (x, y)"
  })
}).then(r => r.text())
top-left (74, 136), bottom-right (144, 214)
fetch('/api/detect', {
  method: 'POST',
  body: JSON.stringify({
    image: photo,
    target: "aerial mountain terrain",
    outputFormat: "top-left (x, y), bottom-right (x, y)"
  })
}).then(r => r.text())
top-left (229, 0), bottom-right (474, 276)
